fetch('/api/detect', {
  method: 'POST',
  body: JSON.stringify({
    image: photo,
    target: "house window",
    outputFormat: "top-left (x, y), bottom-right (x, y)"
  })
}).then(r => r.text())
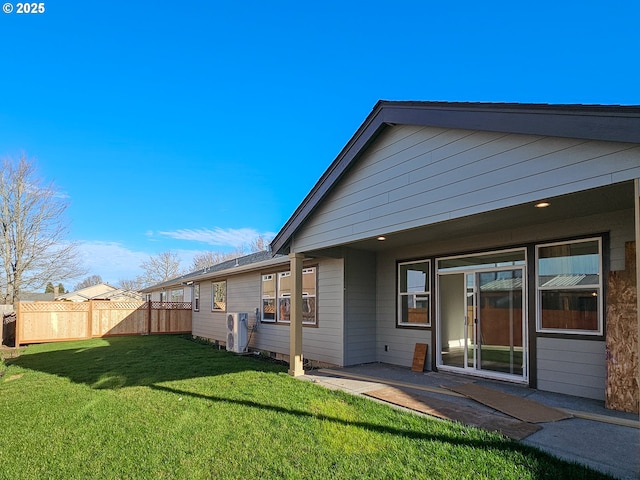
top-left (261, 267), bottom-right (317, 325)
top-left (536, 238), bottom-right (602, 335)
top-left (278, 272), bottom-right (291, 322)
top-left (262, 274), bottom-right (276, 321)
top-left (160, 291), bottom-right (167, 302)
top-left (193, 283), bottom-right (200, 311)
top-left (398, 260), bottom-right (430, 327)
top-left (170, 288), bottom-right (184, 302)
top-left (212, 280), bottom-right (226, 311)
top-left (302, 267), bottom-right (317, 325)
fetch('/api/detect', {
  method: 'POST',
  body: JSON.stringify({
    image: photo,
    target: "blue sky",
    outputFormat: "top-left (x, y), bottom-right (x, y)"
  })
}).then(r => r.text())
top-left (1, 0), bottom-right (638, 287)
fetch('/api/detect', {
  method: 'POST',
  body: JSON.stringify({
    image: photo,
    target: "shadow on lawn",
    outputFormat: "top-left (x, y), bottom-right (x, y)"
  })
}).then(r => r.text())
top-left (149, 384), bottom-right (609, 480)
top-left (6, 335), bottom-right (285, 388)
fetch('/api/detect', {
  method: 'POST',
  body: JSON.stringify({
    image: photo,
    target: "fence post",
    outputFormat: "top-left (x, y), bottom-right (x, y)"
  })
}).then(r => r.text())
top-left (87, 300), bottom-right (93, 339)
top-left (15, 302), bottom-right (20, 347)
top-left (147, 300), bottom-right (152, 335)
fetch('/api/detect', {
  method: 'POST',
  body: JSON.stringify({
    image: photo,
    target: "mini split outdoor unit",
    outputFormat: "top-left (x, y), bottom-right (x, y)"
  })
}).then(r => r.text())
top-left (226, 312), bottom-right (248, 353)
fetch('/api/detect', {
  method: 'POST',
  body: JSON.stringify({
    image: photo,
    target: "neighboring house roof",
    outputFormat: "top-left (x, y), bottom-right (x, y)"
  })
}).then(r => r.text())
top-left (270, 101), bottom-right (640, 255)
top-left (141, 250), bottom-right (288, 292)
top-left (18, 292), bottom-right (56, 302)
top-left (56, 283), bottom-right (117, 301)
top-left (55, 283), bottom-right (141, 302)
top-left (100, 289), bottom-right (144, 301)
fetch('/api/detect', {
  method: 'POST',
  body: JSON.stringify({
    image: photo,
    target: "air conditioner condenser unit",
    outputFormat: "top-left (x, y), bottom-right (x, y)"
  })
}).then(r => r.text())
top-left (226, 312), bottom-right (248, 353)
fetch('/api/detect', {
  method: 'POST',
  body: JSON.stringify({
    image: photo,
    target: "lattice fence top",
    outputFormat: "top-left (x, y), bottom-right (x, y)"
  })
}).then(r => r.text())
top-left (19, 301), bottom-right (90, 312)
top-left (93, 301), bottom-right (146, 310)
top-left (151, 302), bottom-right (192, 310)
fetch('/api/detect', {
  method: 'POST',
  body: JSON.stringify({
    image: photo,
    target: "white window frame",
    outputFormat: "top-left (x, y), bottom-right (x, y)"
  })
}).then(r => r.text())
top-left (302, 267), bottom-right (317, 325)
top-left (260, 267), bottom-right (317, 325)
top-left (398, 260), bottom-right (431, 327)
top-left (170, 288), bottom-right (184, 303)
top-left (193, 283), bottom-right (200, 312)
top-left (536, 237), bottom-right (603, 335)
top-left (261, 274), bottom-right (276, 322)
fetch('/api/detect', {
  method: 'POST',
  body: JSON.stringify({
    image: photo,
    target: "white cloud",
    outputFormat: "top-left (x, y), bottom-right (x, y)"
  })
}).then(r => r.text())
top-left (75, 241), bottom-right (150, 285)
top-left (158, 227), bottom-right (275, 249)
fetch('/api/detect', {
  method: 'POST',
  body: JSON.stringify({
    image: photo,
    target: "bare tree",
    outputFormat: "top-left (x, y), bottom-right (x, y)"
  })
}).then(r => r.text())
top-left (138, 251), bottom-right (183, 288)
top-left (0, 154), bottom-right (85, 305)
top-left (190, 250), bottom-right (238, 271)
top-left (74, 274), bottom-right (104, 291)
top-left (248, 234), bottom-right (270, 253)
top-left (189, 235), bottom-right (272, 271)
top-left (117, 277), bottom-right (145, 291)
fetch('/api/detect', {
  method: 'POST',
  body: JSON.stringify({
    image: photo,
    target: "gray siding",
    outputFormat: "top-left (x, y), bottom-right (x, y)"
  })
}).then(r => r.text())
top-left (373, 208), bottom-right (633, 384)
top-left (192, 280), bottom-right (227, 341)
top-left (302, 257), bottom-right (344, 366)
top-left (293, 125), bottom-right (640, 252)
top-left (192, 259), bottom-right (345, 367)
top-left (536, 337), bottom-right (606, 400)
top-left (343, 248), bottom-right (377, 365)
top-left (376, 248), bottom-right (432, 369)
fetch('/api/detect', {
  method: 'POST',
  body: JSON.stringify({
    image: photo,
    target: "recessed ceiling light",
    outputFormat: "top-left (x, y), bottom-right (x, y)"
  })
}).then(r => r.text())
top-left (377, 236), bottom-right (386, 241)
top-left (535, 202), bottom-right (550, 208)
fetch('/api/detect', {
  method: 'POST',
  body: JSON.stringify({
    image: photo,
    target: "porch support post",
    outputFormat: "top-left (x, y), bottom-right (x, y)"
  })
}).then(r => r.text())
top-left (288, 253), bottom-right (305, 377)
top-left (635, 179), bottom-right (640, 417)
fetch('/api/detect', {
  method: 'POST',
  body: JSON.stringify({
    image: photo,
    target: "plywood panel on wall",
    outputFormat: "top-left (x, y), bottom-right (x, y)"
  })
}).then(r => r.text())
top-left (606, 241), bottom-right (639, 413)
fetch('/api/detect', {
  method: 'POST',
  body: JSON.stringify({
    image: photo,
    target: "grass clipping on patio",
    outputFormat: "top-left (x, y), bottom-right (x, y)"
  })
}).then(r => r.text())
top-left (0, 336), bottom-right (613, 480)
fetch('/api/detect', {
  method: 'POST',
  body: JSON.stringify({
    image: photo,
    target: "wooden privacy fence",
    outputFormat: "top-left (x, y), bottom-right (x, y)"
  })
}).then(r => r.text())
top-left (16, 301), bottom-right (192, 346)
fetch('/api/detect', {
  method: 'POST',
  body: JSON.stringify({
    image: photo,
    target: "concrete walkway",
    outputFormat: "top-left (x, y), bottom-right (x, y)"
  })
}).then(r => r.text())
top-left (301, 364), bottom-right (639, 480)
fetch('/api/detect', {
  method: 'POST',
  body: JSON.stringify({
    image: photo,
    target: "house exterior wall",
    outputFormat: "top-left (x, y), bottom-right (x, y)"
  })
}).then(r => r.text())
top-left (343, 248), bottom-right (377, 365)
top-left (191, 257), bottom-right (345, 366)
top-left (537, 337), bottom-right (606, 400)
top-left (292, 124), bottom-right (640, 252)
top-left (373, 208), bottom-right (634, 400)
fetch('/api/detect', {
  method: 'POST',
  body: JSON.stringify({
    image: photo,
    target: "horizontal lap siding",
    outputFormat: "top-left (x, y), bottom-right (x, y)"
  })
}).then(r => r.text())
top-left (344, 249), bottom-right (377, 365)
top-left (537, 337), bottom-right (606, 400)
top-left (192, 282), bottom-right (220, 340)
top-left (376, 249), bottom-right (433, 369)
top-left (302, 258), bottom-right (344, 365)
top-left (192, 259), bottom-right (344, 366)
top-left (374, 209), bottom-right (634, 375)
top-left (293, 125), bottom-right (640, 252)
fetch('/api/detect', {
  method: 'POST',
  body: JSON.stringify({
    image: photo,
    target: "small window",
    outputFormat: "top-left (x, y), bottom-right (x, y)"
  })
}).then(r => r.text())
top-left (302, 267), bottom-right (317, 325)
top-left (536, 238), bottom-right (602, 335)
top-left (212, 280), bottom-right (226, 311)
top-left (398, 260), bottom-right (430, 327)
top-left (278, 272), bottom-right (291, 322)
top-left (260, 267), bottom-right (317, 325)
top-left (262, 274), bottom-right (276, 322)
top-left (193, 283), bottom-right (200, 311)
top-left (170, 288), bottom-right (184, 302)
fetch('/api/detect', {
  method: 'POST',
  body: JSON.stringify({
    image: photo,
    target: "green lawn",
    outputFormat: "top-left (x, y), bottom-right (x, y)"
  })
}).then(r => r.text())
top-left (0, 336), bottom-right (612, 479)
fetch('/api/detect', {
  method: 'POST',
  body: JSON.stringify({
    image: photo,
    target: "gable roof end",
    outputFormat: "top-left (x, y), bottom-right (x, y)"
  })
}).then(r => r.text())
top-left (270, 100), bottom-right (640, 255)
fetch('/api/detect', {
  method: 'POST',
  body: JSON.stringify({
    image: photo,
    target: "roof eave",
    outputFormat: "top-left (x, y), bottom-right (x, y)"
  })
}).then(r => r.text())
top-left (270, 100), bottom-right (640, 255)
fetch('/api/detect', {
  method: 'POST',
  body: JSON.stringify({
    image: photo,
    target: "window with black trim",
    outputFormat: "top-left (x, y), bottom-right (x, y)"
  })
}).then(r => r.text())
top-left (398, 260), bottom-right (430, 327)
top-left (536, 238), bottom-right (602, 335)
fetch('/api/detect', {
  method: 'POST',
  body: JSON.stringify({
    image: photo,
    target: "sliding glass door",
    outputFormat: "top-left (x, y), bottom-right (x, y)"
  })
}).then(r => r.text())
top-left (438, 249), bottom-right (526, 381)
